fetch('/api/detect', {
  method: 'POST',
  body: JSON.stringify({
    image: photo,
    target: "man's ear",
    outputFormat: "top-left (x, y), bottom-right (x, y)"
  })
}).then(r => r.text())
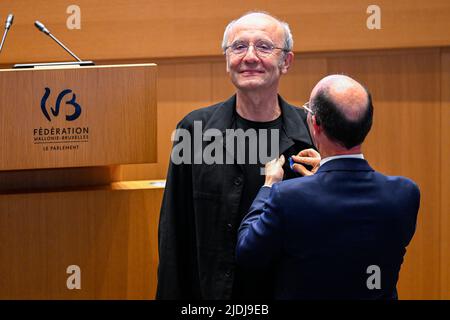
top-left (225, 54), bottom-right (230, 73)
top-left (312, 115), bottom-right (321, 132)
top-left (280, 51), bottom-right (294, 74)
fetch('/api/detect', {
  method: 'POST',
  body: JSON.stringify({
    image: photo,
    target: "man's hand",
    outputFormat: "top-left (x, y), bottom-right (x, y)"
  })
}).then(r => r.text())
top-left (264, 155), bottom-right (285, 187)
top-left (290, 148), bottom-right (321, 176)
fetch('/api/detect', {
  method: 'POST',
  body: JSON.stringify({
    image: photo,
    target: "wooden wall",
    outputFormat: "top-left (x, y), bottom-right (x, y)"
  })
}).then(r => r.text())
top-left (0, 1), bottom-right (448, 299)
top-left (1, 1), bottom-right (450, 63)
top-left (441, 49), bottom-right (450, 299)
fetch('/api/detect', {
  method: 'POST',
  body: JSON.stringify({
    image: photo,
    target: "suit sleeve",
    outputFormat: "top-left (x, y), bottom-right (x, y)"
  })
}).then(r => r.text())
top-left (404, 180), bottom-right (421, 245)
top-left (156, 122), bottom-right (196, 299)
top-left (236, 184), bottom-right (284, 269)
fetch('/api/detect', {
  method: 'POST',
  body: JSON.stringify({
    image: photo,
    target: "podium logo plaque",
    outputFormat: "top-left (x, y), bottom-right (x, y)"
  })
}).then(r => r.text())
top-left (40, 87), bottom-right (82, 122)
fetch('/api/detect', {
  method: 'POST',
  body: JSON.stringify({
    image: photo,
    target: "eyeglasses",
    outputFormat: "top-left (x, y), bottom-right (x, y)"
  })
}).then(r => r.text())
top-left (225, 40), bottom-right (288, 57)
top-left (302, 102), bottom-right (315, 115)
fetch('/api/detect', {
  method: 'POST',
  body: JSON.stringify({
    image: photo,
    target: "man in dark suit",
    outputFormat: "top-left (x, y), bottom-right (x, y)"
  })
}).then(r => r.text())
top-left (236, 74), bottom-right (420, 299)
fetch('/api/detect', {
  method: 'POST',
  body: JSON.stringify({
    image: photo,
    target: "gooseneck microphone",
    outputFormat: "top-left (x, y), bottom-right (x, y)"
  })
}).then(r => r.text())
top-left (13, 19), bottom-right (94, 68)
top-left (34, 20), bottom-right (82, 62)
top-left (0, 14), bottom-right (14, 54)
top-left (5, 14), bottom-right (14, 29)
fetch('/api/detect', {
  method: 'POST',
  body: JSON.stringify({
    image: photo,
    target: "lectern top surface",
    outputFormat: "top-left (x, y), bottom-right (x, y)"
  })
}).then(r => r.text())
top-left (0, 63), bottom-right (157, 73)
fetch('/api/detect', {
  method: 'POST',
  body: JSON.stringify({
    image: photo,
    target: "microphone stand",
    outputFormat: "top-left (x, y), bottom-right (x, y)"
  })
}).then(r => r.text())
top-left (47, 32), bottom-right (82, 62)
top-left (14, 21), bottom-right (94, 68)
top-left (0, 29), bottom-right (9, 54)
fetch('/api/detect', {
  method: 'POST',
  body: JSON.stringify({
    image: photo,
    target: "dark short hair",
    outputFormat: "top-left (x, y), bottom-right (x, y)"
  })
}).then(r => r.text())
top-left (311, 87), bottom-right (373, 149)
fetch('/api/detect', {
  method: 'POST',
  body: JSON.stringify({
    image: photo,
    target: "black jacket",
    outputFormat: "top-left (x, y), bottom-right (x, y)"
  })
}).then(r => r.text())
top-left (157, 95), bottom-right (313, 299)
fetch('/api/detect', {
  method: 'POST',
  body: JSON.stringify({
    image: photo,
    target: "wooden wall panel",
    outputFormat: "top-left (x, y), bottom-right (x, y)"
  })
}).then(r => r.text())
top-left (441, 49), bottom-right (450, 299)
top-left (0, 1), bottom-right (450, 64)
top-left (120, 61), bottom-right (215, 180)
top-left (278, 55), bottom-right (328, 106)
top-left (326, 50), bottom-right (442, 299)
top-left (0, 187), bottom-right (163, 299)
top-left (211, 60), bottom-right (234, 102)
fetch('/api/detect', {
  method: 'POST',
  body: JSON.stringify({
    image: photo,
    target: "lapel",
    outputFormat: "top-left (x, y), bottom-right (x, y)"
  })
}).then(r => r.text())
top-left (202, 96), bottom-right (240, 169)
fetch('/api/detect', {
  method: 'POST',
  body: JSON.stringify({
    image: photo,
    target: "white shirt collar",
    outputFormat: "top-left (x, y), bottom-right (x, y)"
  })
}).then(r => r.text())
top-left (320, 154), bottom-right (365, 167)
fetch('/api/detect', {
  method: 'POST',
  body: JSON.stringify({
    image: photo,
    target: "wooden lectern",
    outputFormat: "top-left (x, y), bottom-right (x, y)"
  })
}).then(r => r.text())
top-left (0, 64), bottom-right (163, 299)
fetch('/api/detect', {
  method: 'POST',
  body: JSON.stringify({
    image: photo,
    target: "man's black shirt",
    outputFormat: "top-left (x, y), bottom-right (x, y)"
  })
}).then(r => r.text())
top-left (231, 112), bottom-right (283, 299)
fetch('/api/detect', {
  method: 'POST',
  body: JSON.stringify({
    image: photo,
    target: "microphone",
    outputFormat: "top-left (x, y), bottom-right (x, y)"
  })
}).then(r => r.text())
top-left (0, 14), bottom-right (14, 54)
top-left (34, 20), bottom-right (82, 62)
top-left (5, 14), bottom-right (14, 30)
top-left (34, 21), bottom-right (49, 35)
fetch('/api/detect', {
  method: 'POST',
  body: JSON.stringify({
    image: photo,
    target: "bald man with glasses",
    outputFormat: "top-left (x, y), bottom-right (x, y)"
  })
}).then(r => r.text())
top-left (236, 75), bottom-right (420, 299)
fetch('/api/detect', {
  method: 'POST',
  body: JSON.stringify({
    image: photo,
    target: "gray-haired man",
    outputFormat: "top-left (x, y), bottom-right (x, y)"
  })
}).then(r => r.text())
top-left (157, 11), bottom-right (315, 299)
